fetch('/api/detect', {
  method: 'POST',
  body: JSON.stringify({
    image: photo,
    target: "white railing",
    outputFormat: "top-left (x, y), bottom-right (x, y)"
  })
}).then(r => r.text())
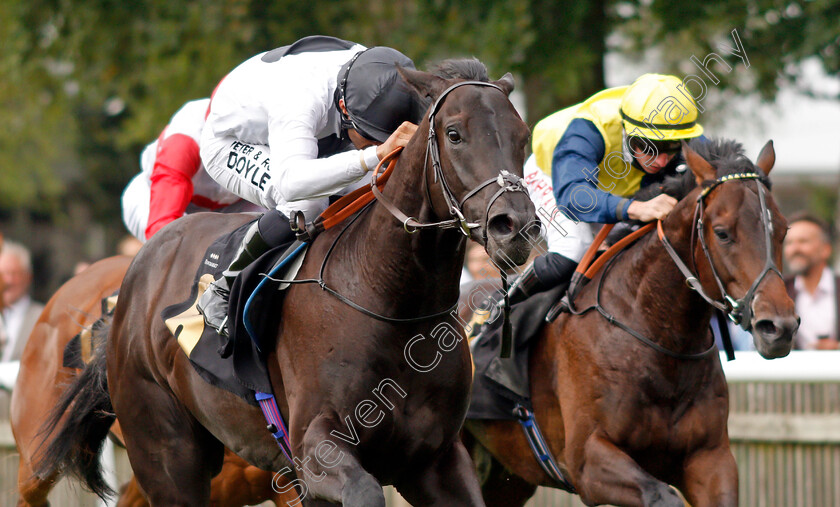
top-left (721, 350), bottom-right (840, 383)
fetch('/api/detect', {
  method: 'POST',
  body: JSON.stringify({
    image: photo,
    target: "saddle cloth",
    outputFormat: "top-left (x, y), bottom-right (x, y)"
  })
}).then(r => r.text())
top-left (466, 282), bottom-right (567, 420)
top-left (161, 220), bottom-right (307, 405)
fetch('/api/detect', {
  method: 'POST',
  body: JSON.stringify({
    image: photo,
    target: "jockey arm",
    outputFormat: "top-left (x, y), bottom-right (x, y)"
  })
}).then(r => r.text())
top-left (551, 119), bottom-right (632, 224)
top-left (145, 133), bottom-right (201, 239)
top-left (266, 99), bottom-right (380, 205)
top-left (510, 119), bottom-right (629, 302)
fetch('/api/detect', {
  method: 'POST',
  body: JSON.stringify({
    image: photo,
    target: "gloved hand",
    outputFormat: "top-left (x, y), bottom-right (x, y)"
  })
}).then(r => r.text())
top-left (503, 252), bottom-right (578, 306)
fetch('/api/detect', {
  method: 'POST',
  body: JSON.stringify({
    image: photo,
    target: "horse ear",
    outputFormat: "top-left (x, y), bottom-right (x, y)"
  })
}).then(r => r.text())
top-left (493, 73), bottom-right (515, 96)
top-left (682, 141), bottom-right (716, 185)
top-left (755, 140), bottom-right (775, 176)
top-left (397, 66), bottom-right (448, 101)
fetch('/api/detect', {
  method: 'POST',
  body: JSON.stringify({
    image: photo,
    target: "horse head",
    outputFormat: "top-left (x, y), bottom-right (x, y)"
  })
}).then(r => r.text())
top-left (398, 68), bottom-right (537, 267)
top-left (681, 139), bottom-right (799, 358)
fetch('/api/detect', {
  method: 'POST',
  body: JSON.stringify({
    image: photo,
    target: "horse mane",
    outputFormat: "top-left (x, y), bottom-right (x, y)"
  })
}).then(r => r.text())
top-left (410, 58), bottom-right (491, 119)
top-left (632, 169), bottom-right (694, 203)
top-left (693, 137), bottom-right (772, 188)
top-left (428, 57), bottom-right (489, 82)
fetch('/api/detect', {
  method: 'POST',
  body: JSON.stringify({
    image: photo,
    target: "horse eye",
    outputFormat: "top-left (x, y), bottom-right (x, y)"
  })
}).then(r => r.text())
top-left (714, 228), bottom-right (731, 243)
top-left (447, 129), bottom-right (461, 144)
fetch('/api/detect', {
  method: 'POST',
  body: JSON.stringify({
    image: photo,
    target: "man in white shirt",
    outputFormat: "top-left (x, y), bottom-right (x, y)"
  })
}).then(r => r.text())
top-left (197, 36), bottom-right (420, 336)
top-left (783, 213), bottom-right (838, 350)
top-left (0, 241), bottom-right (45, 363)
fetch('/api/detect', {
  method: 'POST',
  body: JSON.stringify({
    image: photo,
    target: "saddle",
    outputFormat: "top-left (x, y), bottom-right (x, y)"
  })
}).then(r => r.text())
top-left (161, 220), bottom-right (307, 404)
top-left (467, 223), bottom-right (655, 420)
top-left (466, 282), bottom-right (567, 419)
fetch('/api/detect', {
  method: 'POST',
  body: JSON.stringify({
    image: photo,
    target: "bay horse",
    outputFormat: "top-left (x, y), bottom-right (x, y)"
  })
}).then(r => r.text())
top-left (39, 68), bottom-right (536, 506)
top-left (463, 139), bottom-right (799, 507)
top-left (12, 255), bottom-right (295, 506)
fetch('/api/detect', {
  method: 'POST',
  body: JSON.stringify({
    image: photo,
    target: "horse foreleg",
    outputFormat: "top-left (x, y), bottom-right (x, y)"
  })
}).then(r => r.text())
top-left (397, 440), bottom-right (486, 507)
top-left (571, 433), bottom-right (683, 507)
top-left (678, 445), bottom-right (738, 507)
top-left (463, 431), bottom-right (536, 507)
top-left (475, 453), bottom-right (537, 507)
top-left (294, 415), bottom-right (385, 507)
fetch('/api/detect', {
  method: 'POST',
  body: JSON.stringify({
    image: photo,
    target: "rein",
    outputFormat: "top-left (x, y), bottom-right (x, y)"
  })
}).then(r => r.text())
top-left (290, 150), bottom-right (399, 242)
top-left (553, 172), bottom-right (778, 360)
top-left (559, 225), bottom-right (718, 361)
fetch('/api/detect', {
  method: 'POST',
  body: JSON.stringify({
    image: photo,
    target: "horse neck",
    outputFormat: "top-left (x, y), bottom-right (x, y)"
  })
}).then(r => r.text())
top-left (605, 204), bottom-right (715, 356)
top-left (346, 134), bottom-right (467, 312)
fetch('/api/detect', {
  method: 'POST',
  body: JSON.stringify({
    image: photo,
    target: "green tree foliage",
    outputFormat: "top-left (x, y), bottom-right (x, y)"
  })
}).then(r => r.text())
top-left (621, 0), bottom-right (840, 100)
top-left (2, 0), bottom-right (837, 240)
top-left (0, 0), bottom-right (72, 216)
top-left (0, 0), bottom-right (542, 226)
top-left (518, 0), bottom-right (612, 121)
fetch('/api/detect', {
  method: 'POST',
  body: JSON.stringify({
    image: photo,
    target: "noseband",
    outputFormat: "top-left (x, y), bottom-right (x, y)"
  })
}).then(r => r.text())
top-left (371, 81), bottom-right (528, 243)
top-left (659, 173), bottom-right (782, 331)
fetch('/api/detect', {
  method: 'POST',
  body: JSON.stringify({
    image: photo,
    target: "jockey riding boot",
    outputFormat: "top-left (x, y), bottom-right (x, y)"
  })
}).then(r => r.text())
top-left (197, 209), bottom-right (295, 337)
top-left (505, 252), bottom-right (578, 306)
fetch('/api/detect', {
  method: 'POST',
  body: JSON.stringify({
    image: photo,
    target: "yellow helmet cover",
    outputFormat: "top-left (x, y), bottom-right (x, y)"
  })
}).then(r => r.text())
top-left (619, 74), bottom-right (704, 141)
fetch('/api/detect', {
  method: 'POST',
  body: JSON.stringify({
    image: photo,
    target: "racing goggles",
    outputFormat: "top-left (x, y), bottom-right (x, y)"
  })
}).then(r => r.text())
top-left (628, 136), bottom-right (682, 156)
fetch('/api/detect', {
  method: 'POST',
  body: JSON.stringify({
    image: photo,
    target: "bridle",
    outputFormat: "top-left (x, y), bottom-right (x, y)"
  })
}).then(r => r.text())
top-left (371, 80), bottom-right (528, 243)
top-left (659, 172), bottom-right (782, 331)
top-left (562, 171), bottom-right (780, 360)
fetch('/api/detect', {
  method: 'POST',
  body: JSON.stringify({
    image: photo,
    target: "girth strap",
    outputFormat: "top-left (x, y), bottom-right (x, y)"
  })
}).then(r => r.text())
top-left (255, 391), bottom-right (294, 464)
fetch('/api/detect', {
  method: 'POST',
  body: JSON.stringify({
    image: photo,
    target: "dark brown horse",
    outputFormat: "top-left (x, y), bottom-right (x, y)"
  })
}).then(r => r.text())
top-left (12, 255), bottom-right (295, 506)
top-left (39, 68), bottom-right (535, 506)
top-left (463, 139), bottom-right (799, 507)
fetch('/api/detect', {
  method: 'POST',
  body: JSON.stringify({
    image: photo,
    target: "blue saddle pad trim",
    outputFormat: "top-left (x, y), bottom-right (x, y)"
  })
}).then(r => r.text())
top-left (243, 242), bottom-right (308, 352)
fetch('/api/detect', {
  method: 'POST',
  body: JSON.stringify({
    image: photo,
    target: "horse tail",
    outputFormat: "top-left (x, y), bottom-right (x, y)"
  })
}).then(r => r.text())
top-left (35, 314), bottom-right (116, 500)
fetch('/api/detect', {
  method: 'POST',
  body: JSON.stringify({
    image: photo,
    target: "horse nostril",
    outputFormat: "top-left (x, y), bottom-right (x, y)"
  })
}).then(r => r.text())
top-left (488, 214), bottom-right (515, 237)
top-left (524, 222), bottom-right (542, 239)
top-left (785, 316), bottom-right (800, 335)
top-left (755, 319), bottom-right (779, 338)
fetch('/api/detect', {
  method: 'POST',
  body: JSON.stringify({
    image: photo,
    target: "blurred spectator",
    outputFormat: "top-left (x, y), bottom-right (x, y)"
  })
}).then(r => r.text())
top-left (65, 236), bottom-right (142, 284)
top-left (711, 315), bottom-right (756, 352)
top-left (0, 241), bottom-right (45, 362)
top-left (709, 313), bottom-right (755, 352)
top-left (783, 212), bottom-right (838, 350)
top-left (117, 235), bottom-right (143, 257)
top-left (461, 242), bottom-right (501, 285)
top-left (728, 320), bottom-right (756, 351)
